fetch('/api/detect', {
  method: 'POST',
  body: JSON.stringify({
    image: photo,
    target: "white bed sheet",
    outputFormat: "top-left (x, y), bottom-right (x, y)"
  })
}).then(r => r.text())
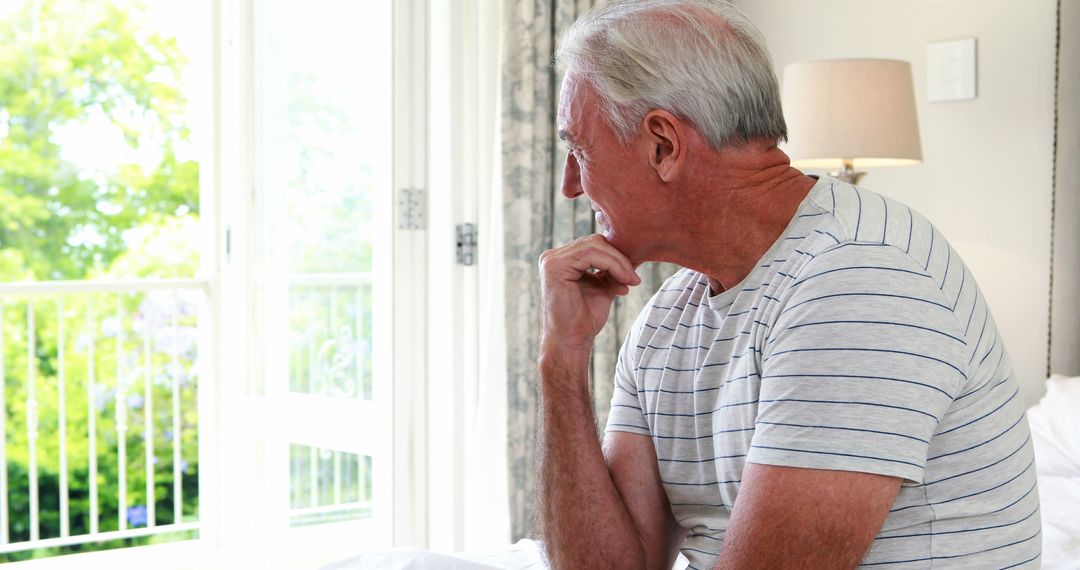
top-left (320, 539), bottom-right (692, 569)
top-left (320, 539), bottom-right (546, 570)
top-left (1028, 374), bottom-right (1080, 569)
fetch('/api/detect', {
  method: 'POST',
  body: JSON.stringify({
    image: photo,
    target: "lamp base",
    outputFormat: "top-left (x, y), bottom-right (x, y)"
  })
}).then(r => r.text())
top-left (829, 160), bottom-right (867, 186)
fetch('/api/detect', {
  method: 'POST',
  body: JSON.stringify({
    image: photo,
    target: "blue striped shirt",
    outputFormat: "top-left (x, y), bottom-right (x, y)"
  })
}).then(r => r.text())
top-left (606, 176), bottom-right (1041, 568)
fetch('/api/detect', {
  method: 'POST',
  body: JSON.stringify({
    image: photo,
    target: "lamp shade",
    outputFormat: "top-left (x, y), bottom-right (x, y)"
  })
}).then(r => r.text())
top-left (782, 59), bottom-right (923, 170)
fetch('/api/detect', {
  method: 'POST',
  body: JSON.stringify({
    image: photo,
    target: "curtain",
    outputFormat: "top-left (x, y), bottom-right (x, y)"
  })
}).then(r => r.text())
top-left (1050, 0), bottom-right (1080, 375)
top-left (501, 0), bottom-right (679, 540)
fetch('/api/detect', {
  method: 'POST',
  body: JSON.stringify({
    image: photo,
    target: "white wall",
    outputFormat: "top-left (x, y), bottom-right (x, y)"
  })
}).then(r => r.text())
top-left (737, 0), bottom-right (1058, 406)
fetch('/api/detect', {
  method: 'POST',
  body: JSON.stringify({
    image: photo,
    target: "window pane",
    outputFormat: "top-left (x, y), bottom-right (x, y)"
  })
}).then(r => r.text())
top-left (0, 0), bottom-right (206, 560)
top-left (256, 0), bottom-right (393, 540)
top-left (268, 0), bottom-right (391, 400)
top-left (288, 444), bottom-right (372, 527)
top-left (281, 1), bottom-right (382, 275)
top-left (288, 283), bottom-right (372, 399)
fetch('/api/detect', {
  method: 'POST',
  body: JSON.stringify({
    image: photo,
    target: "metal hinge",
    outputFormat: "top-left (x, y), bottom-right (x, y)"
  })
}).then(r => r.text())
top-left (456, 223), bottom-right (477, 266)
top-left (398, 188), bottom-right (426, 230)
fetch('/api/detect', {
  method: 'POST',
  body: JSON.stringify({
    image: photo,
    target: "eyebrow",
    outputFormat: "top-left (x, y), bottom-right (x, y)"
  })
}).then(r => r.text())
top-left (557, 129), bottom-right (574, 144)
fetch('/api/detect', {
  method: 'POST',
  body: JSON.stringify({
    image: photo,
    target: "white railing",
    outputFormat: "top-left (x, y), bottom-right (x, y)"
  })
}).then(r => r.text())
top-left (0, 273), bottom-right (375, 558)
top-left (0, 279), bottom-right (208, 556)
top-left (284, 272), bottom-right (374, 527)
top-left (288, 441), bottom-right (374, 529)
top-left (287, 271), bottom-right (372, 399)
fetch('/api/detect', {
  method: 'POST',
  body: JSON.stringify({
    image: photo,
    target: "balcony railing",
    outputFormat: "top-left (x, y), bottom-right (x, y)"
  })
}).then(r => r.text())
top-left (0, 279), bottom-right (206, 558)
top-left (285, 272), bottom-right (374, 528)
top-left (0, 273), bottom-right (376, 560)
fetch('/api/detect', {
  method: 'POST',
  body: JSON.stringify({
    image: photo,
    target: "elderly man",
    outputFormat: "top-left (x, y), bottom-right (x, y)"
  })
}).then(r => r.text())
top-left (535, 1), bottom-right (1041, 568)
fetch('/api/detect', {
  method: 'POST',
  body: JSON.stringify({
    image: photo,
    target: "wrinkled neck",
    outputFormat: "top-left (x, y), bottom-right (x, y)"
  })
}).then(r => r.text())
top-left (645, 144), bottom-right (816, 292)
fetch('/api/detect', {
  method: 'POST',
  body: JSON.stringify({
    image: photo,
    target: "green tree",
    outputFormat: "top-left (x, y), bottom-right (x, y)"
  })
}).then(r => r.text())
top-left (0, 0), bottom-right (198, 282)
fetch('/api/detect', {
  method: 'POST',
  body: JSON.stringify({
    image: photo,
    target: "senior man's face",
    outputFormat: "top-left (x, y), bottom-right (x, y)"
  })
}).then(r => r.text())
top-left (556, 75), bottom-right (655, 262)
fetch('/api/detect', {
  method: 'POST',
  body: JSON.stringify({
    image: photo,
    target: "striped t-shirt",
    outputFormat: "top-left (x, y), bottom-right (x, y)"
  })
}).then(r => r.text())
top-left (606, 176), bottom-right (1041, 569)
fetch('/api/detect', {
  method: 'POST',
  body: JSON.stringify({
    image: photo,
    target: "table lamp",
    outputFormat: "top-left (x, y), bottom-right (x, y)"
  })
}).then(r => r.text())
top-left (781, 59), bottom-right (923, 185)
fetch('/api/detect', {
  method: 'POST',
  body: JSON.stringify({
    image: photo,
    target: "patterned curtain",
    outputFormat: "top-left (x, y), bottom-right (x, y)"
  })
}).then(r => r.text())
top-left (501, 0), bottom-right (679, 540)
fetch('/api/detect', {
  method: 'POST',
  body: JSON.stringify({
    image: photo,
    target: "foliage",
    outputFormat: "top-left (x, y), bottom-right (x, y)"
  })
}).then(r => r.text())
top-left (0, 0), bottom-right (198, 282)
top-left (285, 72), bottom-right (373, 274)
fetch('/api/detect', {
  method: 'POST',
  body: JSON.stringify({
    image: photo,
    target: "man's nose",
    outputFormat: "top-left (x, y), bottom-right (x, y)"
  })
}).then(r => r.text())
top-left (561, 151), bottom-right (584, 199)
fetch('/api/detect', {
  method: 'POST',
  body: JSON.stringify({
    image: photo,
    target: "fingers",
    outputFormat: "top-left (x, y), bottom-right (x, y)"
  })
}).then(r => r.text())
top-left (599, 271), bottom-right (631, 296)
top-left (541, 235), bottom-right (641, 287)
top-left (537, 235), bottom-right (633, 352)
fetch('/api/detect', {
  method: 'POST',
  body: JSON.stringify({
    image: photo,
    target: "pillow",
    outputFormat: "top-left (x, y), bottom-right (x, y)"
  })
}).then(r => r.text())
top-left (1027, 375), bottom-right (1080, 478)
top-left (1037, 475), bottom-right (1080, 569)
top-left (1028, 375), bottom-right (1080, 569)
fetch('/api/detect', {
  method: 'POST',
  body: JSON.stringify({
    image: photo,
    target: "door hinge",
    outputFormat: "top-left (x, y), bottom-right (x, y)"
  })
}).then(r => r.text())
top-left (398, 188), bottom-right (427, 230)
top-left (456, 223), bottom-right (477, 266)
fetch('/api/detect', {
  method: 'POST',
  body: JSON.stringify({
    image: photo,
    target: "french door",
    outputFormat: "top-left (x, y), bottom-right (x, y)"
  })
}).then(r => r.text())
top-left (228, 0), bottom-right (428, 564)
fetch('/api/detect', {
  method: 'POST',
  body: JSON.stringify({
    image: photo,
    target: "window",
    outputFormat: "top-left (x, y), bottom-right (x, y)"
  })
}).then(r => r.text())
top-left (218, 0), bottom-right (426, 564)
top-left (246, 0), bottom-right (397, 551)
top-left (0, 0), bottom-right (493, 564)
top-left (0, 0), bottom-right (209, 561)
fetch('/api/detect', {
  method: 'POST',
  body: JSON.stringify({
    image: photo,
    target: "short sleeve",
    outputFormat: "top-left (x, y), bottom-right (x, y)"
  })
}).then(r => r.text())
top-left (604, 327), bottom-right (651, 437)
top-left (749, 243), bottom-right (968, 483)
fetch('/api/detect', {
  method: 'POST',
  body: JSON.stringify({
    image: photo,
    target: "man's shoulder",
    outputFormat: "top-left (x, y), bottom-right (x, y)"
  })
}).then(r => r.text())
top-left (803, 180), bottom-right (944, 268)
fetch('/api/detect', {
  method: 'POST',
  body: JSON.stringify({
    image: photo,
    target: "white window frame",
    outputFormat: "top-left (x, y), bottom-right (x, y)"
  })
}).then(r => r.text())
top-left (392, 0), bottom-right (432, 551)
top-left (213, 0), bottom-right (431, 566)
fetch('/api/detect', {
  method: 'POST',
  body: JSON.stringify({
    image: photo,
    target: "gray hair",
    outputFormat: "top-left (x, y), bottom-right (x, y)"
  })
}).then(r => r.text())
top-left (555, 0), bottom-right (787, 149)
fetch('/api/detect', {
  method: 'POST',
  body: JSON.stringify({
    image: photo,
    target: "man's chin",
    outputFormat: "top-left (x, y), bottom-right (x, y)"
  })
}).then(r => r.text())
top-left (601, 232), bottom-right (642, 265)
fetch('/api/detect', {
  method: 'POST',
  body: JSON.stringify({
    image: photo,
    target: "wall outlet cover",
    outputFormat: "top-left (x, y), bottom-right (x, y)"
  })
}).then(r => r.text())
top-left (927, 38), bottom-right (977, 102)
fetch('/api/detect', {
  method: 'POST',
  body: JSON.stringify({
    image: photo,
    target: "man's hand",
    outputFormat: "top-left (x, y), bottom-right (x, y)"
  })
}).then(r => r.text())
top-left (536, 234), bottom-right (680, 570)
top-left (538, 234), bottom-right (640, 362)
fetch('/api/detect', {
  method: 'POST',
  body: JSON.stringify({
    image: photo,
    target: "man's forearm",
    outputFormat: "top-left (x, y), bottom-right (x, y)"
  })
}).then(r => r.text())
top-left (536, 351), bottom-right (646, 570)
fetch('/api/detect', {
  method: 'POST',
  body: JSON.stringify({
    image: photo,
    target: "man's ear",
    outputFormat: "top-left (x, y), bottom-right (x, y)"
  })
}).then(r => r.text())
top-left (642, 110), bottom-right (682, 182)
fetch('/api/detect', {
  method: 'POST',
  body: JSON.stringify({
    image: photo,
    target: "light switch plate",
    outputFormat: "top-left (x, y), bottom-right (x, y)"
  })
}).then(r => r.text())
top-left (927, 38), bottom-right (977, 102)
